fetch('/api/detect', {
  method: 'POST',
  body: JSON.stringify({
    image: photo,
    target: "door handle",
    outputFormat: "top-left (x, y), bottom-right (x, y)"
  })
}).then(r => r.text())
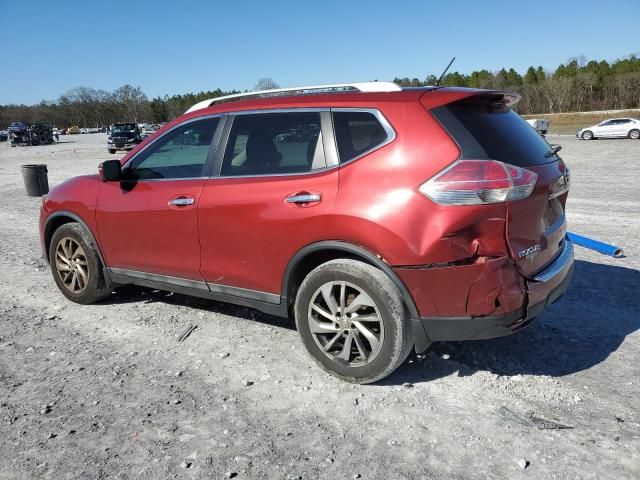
top-left (168, 196), bottom-right (195, 207)
top-left (286, 193), bottom-right (322, 204)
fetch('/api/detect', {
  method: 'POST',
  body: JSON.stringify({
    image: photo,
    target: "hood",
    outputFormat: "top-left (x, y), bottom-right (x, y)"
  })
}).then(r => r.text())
top-left (111, 131), bottom-right (138, 138)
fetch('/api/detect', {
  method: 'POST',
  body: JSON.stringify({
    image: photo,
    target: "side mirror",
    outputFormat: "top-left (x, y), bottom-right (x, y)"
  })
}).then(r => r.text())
top-left (99, 160), bottom-right (122, 181)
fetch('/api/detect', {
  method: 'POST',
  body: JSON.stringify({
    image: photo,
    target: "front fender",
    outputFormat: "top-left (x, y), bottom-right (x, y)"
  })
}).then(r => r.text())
top-left (40, 175), bottom-right (103, 262)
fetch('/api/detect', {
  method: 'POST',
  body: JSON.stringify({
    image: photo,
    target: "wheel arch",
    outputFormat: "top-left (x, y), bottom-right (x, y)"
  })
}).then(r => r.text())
top-left (44, 211), bottom-right (106, 267)
top-left (282, 241), bottom-right (430, 352)
top-left (282, 241), bottom-right (419, 319)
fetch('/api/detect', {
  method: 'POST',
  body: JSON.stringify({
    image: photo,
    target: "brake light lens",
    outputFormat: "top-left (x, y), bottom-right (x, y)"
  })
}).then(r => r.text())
top-left (419, 160), bottom-right (538, 205)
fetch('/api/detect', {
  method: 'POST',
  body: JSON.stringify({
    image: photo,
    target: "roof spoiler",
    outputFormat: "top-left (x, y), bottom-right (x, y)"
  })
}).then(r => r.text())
top-left (420, 87), bottom-right (521, 111)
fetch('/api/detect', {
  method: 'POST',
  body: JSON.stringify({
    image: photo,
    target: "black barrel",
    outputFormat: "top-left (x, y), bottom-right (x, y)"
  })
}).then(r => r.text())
top-left (21, 164), bottom-right (49, 197)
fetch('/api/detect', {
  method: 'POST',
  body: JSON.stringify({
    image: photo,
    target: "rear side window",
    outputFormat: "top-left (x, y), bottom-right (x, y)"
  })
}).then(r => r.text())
top-left (333, 111), bottom-right (390, 163)
top-left (432, 98), bottom-right (557, 167)
top-left (221, 112), bottom-right (325, 176)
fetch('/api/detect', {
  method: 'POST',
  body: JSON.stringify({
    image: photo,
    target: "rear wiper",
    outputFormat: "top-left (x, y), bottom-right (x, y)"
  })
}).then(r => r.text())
top-left (545, 144), bottom-right (562, 158)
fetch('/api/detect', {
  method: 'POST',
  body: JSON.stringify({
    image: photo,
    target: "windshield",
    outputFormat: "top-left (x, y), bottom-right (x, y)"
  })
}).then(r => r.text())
top-left (112, 124), bottom-right (137, 133)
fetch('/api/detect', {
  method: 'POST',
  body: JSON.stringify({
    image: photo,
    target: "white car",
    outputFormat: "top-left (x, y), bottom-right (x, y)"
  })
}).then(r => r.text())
top-left (577, 118), bottom-right (640, 140)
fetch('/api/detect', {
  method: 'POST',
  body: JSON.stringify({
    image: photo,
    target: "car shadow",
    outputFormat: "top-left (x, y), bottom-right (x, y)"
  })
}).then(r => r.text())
top-left (101, 284), bottom-right (295, 331)
top-left (99, 259), bottom-right (638, 383)
top-left (381, 259), bottom-right (640, 385)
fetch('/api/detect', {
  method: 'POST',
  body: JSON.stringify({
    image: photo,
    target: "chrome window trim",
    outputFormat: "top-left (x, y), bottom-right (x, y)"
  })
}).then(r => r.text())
top-left (122, 113), bottom-right (225, 181)
top-left (121, 176), bottom-right (210, 182)
top-left (331, 107), bottom-right (397, 166)
top-left (208, 164), bottom-right (339, 180)
top-left (532, 240), bottom-right (574, 282)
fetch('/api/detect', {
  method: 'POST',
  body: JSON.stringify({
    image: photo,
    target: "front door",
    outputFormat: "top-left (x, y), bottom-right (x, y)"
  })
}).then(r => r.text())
top-left (594, 120), bottom-right (615, 137)
top-left (96, 116), bottom-right (222, 279)
top-left (198, 110), bottom-right (339, 295)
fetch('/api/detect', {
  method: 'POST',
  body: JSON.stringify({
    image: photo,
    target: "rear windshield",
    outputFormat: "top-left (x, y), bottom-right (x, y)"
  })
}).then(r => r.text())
top-left (432, 98), bottom-right (557, 167)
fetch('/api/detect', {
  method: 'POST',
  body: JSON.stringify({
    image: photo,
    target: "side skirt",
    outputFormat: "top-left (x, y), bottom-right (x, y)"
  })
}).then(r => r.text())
top-left (107, 268), bottom-right (288, 318)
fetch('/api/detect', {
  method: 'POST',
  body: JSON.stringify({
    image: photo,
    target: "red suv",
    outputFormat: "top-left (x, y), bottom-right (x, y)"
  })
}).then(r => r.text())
top-left (40, 82), bottom-right (573, 383)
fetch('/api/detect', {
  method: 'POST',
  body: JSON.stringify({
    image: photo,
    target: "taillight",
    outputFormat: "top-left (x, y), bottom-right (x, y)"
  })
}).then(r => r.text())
top-left (419, 159), bottom-right (538, 205)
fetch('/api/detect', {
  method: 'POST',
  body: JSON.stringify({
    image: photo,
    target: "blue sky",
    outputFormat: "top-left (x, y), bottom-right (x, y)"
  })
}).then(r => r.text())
top-left (1, 0), bottom-right (638, 105)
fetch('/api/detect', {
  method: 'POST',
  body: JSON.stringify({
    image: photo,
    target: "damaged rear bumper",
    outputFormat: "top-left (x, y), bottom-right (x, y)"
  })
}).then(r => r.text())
top-left (396, 240), bottom-right (574, 348)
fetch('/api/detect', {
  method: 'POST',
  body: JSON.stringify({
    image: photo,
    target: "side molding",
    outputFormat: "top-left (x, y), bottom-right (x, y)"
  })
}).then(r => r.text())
top-left (108, 268), bottom-right (286, 317)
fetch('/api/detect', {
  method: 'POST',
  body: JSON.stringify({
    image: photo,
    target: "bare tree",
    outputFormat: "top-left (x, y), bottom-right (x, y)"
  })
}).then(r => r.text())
top-left (254, 78), bottom-right (280, 91)
top-left (113, 85), bottom-right (148, 122)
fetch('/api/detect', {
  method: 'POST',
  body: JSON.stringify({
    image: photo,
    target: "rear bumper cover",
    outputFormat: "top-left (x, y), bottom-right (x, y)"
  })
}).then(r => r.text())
top-left (413, 240), bottom-right (574, 344)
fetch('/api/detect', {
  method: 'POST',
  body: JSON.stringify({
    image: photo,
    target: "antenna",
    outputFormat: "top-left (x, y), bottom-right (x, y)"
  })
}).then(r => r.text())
top-left (435, 57), bottom-right (456, 86)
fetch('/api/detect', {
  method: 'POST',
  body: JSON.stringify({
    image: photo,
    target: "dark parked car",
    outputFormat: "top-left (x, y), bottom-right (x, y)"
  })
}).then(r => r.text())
top-left (40, 82), bottom-right (573, 383)
top-left (107, 123), bottom-right (142, 153)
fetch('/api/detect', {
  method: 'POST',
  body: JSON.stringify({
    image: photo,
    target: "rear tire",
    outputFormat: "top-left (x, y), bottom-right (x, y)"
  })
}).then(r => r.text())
top-left (294, 259), bottom-right (413, 384)
top-left (581, 130), bottom-right (594, 140)
top-left (629, 129), bottom-right (640, 140)
top-left (108, 149), bottom-right (116, 154)
top-left (49, 223), bottom-right (111, 304)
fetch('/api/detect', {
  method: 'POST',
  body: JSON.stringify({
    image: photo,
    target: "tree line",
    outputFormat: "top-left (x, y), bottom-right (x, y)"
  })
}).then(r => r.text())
top-left (1, 56), bottom-right (638, 128)
top-left (0, 85), bottom-right (240, 129)
top-left (395, 54), bottom-right (640, 114)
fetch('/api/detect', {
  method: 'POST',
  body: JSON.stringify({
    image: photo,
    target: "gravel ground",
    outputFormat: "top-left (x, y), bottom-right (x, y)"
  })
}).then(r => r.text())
top-left (0, 133), bottom-right (638, 479)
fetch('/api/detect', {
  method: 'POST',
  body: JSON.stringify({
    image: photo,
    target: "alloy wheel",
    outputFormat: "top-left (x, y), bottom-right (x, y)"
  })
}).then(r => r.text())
top-left (55, 237), bottom-right (89, 294)
top-left (307, 281), bottom-right (384, 367)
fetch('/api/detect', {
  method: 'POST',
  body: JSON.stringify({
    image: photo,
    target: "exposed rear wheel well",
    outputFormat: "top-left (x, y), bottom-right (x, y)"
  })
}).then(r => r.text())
top-left (284, 243), bottom-right (429, 353)
top-left (283, 243), bottom-right (420, 320)
top-left (285, 249), bottom-right (365, 314)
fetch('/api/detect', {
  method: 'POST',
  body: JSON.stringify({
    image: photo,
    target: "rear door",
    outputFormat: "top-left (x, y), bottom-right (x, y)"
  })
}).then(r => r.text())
top-left (611, 119), bottom-right (631, 137)
top-left (197, 109), bottom-right (339, 295)
top-left (432, 96), bottom-right (569, 277)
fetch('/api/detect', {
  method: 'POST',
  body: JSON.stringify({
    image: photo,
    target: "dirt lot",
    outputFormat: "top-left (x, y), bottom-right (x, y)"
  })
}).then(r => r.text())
top-left (0, 133), bottom-right (638, 479)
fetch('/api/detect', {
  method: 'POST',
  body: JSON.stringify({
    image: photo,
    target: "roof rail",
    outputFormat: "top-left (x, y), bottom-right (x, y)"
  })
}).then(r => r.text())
top-left (185, 82), bottom-right (402, 113)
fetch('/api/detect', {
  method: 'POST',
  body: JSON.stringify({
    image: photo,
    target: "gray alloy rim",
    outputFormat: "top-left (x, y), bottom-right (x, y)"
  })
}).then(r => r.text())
top-left (307, 281), bottom-right (385, 367)
top-left (55, 237), bottom-right (89, 294)
top-left (583, 131), bottom-right (593, 140)
top-left (630, 130), bottom-right (639, 139)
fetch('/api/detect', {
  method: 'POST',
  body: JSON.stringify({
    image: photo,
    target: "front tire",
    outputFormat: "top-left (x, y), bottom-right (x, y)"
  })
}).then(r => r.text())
top-left (581, 130), bottom-right (594, 140)
top-left (629, 129), bottom-right (640, 140)
top-left (108, 149), bottom-right (116, 154)
top-left (49, 223), bottom-right (111, 304)
top-left (294, 259), bottom-right (413, 384)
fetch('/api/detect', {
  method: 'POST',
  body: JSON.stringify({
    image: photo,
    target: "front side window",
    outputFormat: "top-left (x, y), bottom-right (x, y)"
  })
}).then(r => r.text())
top-left (333, 111), bottom-right (390, 163)
top-left (126, 117), bottom-right (219, 179)
top-left (221, 112), bottom-right (325, 176)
